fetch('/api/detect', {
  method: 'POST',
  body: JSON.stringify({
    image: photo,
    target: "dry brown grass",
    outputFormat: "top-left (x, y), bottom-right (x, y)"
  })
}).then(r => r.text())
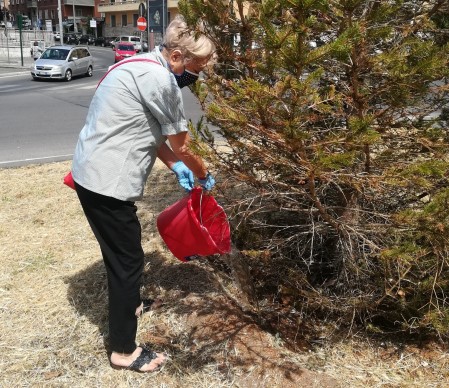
top-left (0, 161), bottom-right (448, 387)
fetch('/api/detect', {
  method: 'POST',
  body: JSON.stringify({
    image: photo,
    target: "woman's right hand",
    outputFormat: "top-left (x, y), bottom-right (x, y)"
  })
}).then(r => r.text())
top-left (171, 161), bottom-right (194, 192)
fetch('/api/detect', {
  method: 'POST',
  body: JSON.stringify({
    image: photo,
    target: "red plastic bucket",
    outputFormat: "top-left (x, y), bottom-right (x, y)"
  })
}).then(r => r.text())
top-left (63, 171), bottom-right (76, 190)
top-left (157, 187), bottom-right (231, 262)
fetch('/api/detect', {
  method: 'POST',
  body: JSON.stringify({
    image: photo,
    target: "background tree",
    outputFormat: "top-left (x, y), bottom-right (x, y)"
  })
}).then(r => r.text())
top-left (180, 0), bottom-right (449, 342)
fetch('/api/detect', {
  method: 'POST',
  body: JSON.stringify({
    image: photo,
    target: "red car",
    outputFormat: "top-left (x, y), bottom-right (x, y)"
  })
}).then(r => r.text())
top-left (114, 42), bottom-right (137, 63)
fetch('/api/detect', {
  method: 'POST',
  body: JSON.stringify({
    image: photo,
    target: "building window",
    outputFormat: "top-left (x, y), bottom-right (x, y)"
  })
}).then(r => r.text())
top-left (133, 14), bottom-right (138, 27)
top-left (111, 15), bottom-right (116, 27)
top-left (122, 14), bottom-right (127, 27)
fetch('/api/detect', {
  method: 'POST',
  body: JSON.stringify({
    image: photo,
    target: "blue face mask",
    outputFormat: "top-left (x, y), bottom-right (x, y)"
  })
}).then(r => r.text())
top-left (173, 69), bottom-right (199, 88)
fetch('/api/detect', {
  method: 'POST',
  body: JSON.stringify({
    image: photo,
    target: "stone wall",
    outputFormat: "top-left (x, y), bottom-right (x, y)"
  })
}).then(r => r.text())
top-left (0, 29), bottom-right (54, 58)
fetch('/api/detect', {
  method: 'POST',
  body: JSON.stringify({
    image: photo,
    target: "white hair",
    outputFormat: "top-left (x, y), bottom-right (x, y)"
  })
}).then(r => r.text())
top-left (163, 15), bottom-right (215, 63)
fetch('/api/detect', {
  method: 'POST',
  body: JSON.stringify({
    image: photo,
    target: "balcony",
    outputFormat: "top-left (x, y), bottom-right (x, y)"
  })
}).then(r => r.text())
top-left (64, 0), bottom-right (95, 6)
top-left (99, 0), bottom-right (179, 13)
top-left (98, 0), bottom-right (141, 13)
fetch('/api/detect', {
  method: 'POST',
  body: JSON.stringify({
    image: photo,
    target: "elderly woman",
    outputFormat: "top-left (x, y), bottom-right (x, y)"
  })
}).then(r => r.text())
top-left (71, 16), bottom-right (216, 373)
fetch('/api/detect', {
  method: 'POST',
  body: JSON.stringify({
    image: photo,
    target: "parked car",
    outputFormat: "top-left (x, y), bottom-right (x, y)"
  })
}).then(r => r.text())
top-left (114, 42), bottom-right (137, 63)
top-left (94, 36), bottom-right (115, 47)
top-left (64, 33), bottom-right (81, 45)
top-left (112, 36), bottom-right (142, 52)
top-left (21, 15), bottom-right (32, 29)
top-left (78, 34), bottom-right (95, 45)
top-left (30, 45), bottom-right (94, 81)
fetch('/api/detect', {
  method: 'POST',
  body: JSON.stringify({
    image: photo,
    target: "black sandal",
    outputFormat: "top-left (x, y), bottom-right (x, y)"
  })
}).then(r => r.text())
top-left (110, 346), bottom-right (166, 373)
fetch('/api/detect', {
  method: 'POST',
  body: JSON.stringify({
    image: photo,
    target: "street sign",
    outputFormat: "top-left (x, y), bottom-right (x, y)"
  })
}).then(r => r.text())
top-left (137, 17), bottom-right (147, 31)
top-left (138, 3), bottom-right (146, 17)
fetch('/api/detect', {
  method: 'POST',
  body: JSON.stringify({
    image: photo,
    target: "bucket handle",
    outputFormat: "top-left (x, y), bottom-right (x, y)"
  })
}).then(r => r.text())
top-left (199, 189), bottom-right (204, 226)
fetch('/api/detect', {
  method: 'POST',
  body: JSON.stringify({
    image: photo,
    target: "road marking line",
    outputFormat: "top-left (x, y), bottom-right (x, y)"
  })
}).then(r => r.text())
top-left (0, 72), bottom-right (30, 79)
top-left (0, 87), bottom-right (36, 93)
top-left (43, 83), bottom-right (97, 91)
top-left (0, 84), bottom-right (21, 89)
top-left (0, 154), bottom-right (74, 166)
top-left (78, 84), bottom-right (97, 89)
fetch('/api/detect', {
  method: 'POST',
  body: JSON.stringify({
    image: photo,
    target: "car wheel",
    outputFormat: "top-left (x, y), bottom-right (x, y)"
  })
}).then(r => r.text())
top-left (86, 66), bottom-right (93, 77)
top-left (32, 76), bottom-right (39, 81)
top-left (65, 69), bottom-right (72, 82)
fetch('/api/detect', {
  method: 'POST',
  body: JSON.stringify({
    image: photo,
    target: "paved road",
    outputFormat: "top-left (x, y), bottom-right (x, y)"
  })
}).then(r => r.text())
top-left (0, 46), bottom-right (113, 167)
top-left (0, 47), bottom-right (211, 168)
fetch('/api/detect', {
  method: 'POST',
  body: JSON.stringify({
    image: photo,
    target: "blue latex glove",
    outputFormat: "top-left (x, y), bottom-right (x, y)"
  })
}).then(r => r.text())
top-left (172, 161), bottom-right (194, 192)
top-left (198, 172), bottom-right (216, 191)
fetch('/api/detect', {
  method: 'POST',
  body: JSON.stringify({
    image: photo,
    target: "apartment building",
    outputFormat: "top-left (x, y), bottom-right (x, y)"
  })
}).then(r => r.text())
top-left (5, 0), bottom-right (180, 38)
top-left (7, 0), bottom-right (100, 33)
top-left (97, 0), bottom-right (179, 37)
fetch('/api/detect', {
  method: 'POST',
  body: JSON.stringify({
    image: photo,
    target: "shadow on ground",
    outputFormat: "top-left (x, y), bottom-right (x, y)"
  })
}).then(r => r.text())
top-left (65, 250), bottom-right (339, 387)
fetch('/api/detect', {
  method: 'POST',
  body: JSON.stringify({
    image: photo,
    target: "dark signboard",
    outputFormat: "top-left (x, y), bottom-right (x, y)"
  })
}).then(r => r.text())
top-left (147, 0), bottom-right (167, 32)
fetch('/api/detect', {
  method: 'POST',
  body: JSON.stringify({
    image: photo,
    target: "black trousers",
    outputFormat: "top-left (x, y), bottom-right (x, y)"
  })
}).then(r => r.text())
top-left (75, 183), bottom-right (144, 354)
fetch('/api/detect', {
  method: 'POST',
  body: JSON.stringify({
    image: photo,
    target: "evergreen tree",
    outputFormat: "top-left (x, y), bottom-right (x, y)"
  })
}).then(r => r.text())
top-left (180, 1), bottom-right (449, 338)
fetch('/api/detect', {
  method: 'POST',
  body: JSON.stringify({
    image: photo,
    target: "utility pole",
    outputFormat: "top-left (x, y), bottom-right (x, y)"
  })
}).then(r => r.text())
top-left (72, 0), bottom-right (77, 33)
top-left (36, 0), bottom-right (39, 30)
top-left (147, 0), bottom-right (150, 50)
top-left (162, 0), bottom-right (165, 37)
top-left (18, 14), bottom-right (23, 66)
top-left (3, 0), bottom-right (10, 62)
top-left (2, 0), bottom-right (7, 28)
top-left (57, 0), bottom-right (63, 45)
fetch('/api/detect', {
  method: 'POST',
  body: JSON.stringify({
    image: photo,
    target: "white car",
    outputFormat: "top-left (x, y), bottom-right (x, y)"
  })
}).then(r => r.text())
top-left (112, 35), bottom-right (142, 52)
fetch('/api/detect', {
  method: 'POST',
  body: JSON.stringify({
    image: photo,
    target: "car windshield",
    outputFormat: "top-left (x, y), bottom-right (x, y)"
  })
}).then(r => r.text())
top-left (41, 48), bottom-right (69, 60)
top-left (118, 45), bottom-right (134, 51)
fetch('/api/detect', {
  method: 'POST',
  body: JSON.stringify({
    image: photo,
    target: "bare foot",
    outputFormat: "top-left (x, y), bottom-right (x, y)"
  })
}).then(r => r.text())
top-left (135, 302), bottom-right (144, 317)
top-left (110, 347), bottom-right (167, 372)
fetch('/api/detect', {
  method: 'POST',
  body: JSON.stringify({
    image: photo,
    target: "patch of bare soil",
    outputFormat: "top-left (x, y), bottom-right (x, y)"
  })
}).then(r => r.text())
top-left (1, 161), bottom-right (448, 387)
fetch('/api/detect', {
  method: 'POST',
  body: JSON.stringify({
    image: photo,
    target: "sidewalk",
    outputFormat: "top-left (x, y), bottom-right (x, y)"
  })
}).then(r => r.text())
top-left (0, 55), bottom-right (33, 70)
top-left (0, 56), bottom-right (33, 74)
